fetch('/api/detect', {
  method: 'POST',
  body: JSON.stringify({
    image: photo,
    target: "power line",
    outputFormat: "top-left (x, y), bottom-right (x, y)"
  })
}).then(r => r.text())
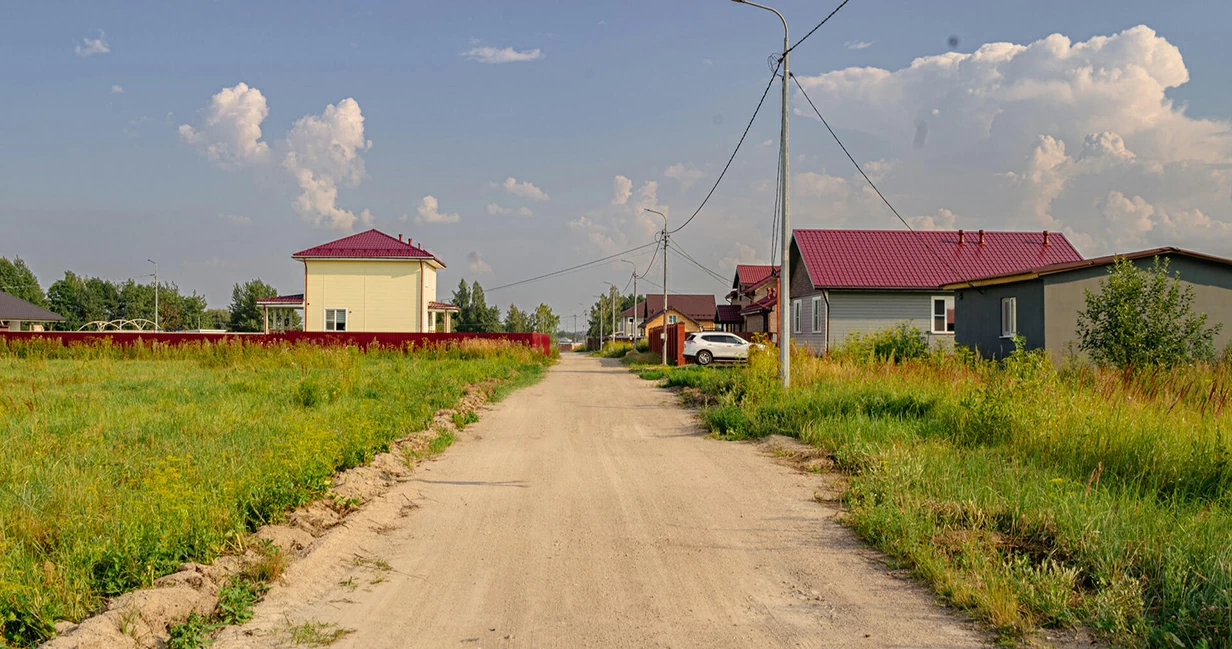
top-left (671, 60), bottom-right (782, 234)
top-left (486, 241), bottom-right (658, 293)
top-left (791, 73), bottom-right (974, 288)
top-left (667, 242), bottom-right (729, 286)
top-left (769, 103), bottom-right (784, 267)
top-left (786, 0), bottom-right (852, 54)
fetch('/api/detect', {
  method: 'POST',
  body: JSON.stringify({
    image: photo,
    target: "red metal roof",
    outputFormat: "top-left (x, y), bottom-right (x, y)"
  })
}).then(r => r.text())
top-left (622, 294), bottom-right (718, 321)
top-left (293, 229), bottom-right (444, 266)
top-left (255, 294), bottom-right (304, 305)
top-left (740, 292), bottom-right (778, 315)
top-left (734, 264), bottom-right (779, 289)
top-left (428, 301), bottom-right (460, 312)
top-left (793, 229), bottom-right (1082, 289)
top-left (715, 304), bottom-right (743, 323)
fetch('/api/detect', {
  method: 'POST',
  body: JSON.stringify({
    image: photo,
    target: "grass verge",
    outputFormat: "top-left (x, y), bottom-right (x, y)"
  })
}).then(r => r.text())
top-left (0, 338), bottom-right (549, 646)
top-left (637, 345), bottom-right (1232, 648)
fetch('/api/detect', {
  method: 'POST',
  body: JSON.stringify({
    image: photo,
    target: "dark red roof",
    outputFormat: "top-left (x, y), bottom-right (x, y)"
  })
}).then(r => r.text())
top-left (793, 229), bottom-right (1082, 289)
top-left (293, 229), bottom-right (444, 266)
top-left (715, 304), bottom-right (743, 324)
top-left (428, 301), bottom-right (460, 312)
top-left (734, 264), bottom-right (779, 289)
top-left (741, 292), bottom-right (778, 315)
top-left (255, 294), bottom-right (304, 305)
top-left (622, 294), bottom-right (718, 322)
top-left (946, 246), bottom-right (1232, 287)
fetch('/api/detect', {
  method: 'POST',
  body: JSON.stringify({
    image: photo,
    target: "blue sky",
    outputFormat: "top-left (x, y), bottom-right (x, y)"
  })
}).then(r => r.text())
top-left (3, 1), bottom-right (1231, 321)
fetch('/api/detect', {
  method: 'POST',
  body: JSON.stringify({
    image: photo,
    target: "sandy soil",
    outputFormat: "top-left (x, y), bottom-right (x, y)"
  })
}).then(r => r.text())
top-left (212, 354), bottom-right (990, 649)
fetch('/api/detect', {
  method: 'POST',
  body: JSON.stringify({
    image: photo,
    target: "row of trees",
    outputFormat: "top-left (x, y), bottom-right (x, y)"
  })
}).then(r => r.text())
top-left (449, 280), bottom-right (560, 335)
top-left (1, 257), bottom-right (296, 332)
top-left (587, 290), bottom-right (642, 339)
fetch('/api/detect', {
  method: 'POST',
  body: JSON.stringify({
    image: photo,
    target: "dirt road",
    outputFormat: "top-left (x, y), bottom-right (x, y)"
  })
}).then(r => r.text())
top-left (215, 354), bottom-right (986, 648)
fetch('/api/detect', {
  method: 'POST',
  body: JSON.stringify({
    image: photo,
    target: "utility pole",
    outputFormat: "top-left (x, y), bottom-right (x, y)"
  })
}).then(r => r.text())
top-left (147, 259), bottom-right (159, 331)
top-left (604, 282), bottom-right (619, 347)
top-left (645, 209), bottom-right (668, 366)
top-left (621, 259), bottom-right (638, 343)
top-left (733, 0), bottom-right (790, 388)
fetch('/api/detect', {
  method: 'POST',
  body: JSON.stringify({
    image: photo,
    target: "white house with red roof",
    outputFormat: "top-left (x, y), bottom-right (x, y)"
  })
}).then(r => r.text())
top-left (788, 229), bottom-right (1083, 353)
top-left (278, 229), bottom-right (458, 333)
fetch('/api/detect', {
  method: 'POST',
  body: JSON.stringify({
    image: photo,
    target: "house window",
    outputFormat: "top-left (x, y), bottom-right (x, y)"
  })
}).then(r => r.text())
top-left (792, 299), bottom-right (802, 333)
top-left (932, 296), bottom-right (955, 334)
top-left (325, 308), bottom-right (347, 332)
top-left (1000, 297), bottom-right (1017, 338)
top-left (811, 296), bottom-right (822, 333)
top-left (668, 314), bottom-right (677, 325)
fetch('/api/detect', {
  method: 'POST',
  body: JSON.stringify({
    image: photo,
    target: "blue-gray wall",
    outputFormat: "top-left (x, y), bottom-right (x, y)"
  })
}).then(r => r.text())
top-left (953, 279), bottom-right (1045, 359)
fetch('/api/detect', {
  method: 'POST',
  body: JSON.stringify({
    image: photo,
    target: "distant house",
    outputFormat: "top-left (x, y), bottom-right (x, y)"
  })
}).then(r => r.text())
top-left (726, 264), bottom-right (780, 336)
top-left (286, 229), bottom-right (459, 333)
top-left (714, 304), bottom-right (743, 332)
top-left (0, 291), bottom-right (65, 332)
top-left (943, 247), bottom-right (1232, 360)
top-left (789, 229), bottom-right (1083, 354)
top-left (620, 294), bottom-right (719, 336)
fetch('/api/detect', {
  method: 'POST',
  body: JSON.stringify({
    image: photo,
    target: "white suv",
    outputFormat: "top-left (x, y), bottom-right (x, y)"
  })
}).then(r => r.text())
top-left (684, 332), bottom-right (753, 366)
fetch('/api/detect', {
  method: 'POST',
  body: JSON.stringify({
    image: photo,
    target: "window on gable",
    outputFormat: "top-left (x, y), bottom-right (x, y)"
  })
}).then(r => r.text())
top-left (1001, 297), bottom-right (1017, 338)
top-left (325, 308), bottom-right (347, 332)
top-left (932, 296), bottom-right (955, 334)
top-left (668, 314), bottom-right (677, 325)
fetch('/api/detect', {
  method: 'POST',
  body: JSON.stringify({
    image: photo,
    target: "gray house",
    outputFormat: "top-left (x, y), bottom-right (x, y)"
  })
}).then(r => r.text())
top-left (788, 229), bottom-right (1083, 354)
top-left (0, 290), bottom-right (66, 332)
top-left (943, 247), bottom-right (1232, 360)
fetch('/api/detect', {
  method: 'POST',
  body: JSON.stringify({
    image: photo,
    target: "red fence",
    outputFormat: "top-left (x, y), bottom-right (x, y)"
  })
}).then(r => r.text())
top-left (0, 331), bottom-right (552, 356)
top-left (646, 323), bottom-right (686, 366)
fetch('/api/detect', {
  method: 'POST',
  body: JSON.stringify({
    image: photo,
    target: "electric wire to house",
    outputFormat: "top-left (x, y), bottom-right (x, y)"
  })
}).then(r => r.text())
top-left (790, 73), bottom-right (976, 289)
top-left (667, 241), bottom-right (729, 286)
top-left (786, 0), bottom-right (852, 54)
top-left (485, 241), bottom-right (659, 293)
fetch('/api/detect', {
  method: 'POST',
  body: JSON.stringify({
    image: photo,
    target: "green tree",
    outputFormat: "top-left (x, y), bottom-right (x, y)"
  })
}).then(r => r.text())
top-left (1076, 256), bottom-right (1222, 368)
top-left (228, 279), bottom-right (278, 332)
top-left (532, 303), bottom-right (559, 335)
top-left (205, 308), bottom-right (232, 330)
top-left (0, 257), bottom-right (46, 307)
top-left (454, 280), bottom-right (501, 332)
top-left (588, 290), bottom-right (636, 338)
top-left (47, 271), bottom-right (87, 330)
top-left (504, 305), bottom-right (533, 333)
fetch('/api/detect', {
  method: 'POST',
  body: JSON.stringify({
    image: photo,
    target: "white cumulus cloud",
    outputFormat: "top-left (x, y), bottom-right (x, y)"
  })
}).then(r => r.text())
top-left (75, 30), bottom-right (110, 57)
top-left (487, 203), bottom-right (533, 217)
top-left (496, 177), bottom-right (549, 201)
top-left (611, 175), bottom-right (633, 205)
top-left (282, 97), bottom-right (374, 231)
top-left (468, 251), bottom-right (493, 274)
top-left (665, 163), bottom-right (706, 190)
top-left (415, 196), bottom-right (461, 225)
top-left (463, 46), bottom-right (543, 64)
top-left (844, 40), bottom-right (873, 50)
top-left (179, 82), bottom-right (271, 167)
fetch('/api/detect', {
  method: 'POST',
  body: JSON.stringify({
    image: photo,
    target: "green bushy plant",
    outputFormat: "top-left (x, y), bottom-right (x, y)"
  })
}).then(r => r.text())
top-left (835, 322), bottom-right (930, 363)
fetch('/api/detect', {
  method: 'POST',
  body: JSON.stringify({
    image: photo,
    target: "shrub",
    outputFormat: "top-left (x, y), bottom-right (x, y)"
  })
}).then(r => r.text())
top-left (635, 337), bottom-right (649, 352)
top-left (1077, 256), bottom-right (1221, 368)
top-left (595, 341), bottom-right (633, 358)
top-left (835, 321), bottom-right (930, 362)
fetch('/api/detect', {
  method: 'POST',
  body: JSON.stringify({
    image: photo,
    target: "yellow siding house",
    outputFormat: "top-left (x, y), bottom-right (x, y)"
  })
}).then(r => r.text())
top-left (288, 229), bottom-right (458, 333)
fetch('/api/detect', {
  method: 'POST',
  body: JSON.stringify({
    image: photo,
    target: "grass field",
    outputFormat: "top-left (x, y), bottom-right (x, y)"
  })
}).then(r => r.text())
top-left (0, 338), bottom-right (549, 647)
top-left (637, 346), bottom-right (1232, 648)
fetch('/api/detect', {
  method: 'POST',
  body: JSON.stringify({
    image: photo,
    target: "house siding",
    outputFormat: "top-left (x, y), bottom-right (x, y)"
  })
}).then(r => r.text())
top-left (1041, 255), bottom-right (1232, 359)
top-left (642, 309), bottom-right (705, 334)
top-left (304, 259), bottom-right (422, 332)
top-left (953, 279), bottom-right (1046, 359)
top-left (789, 253), bottom-right (828, 353)
top-left (828, 291), bottom-right (953, 349)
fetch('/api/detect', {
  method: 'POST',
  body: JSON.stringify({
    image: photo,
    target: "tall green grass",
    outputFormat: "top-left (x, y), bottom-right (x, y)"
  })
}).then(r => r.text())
top-left (642, 344), bottom-right (1232, 647)
top-left (0, 338), bottom-right (548, 647)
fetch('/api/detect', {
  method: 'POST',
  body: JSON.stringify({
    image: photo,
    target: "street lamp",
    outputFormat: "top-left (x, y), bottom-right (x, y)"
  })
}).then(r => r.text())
top-left (644, 208), bottom-right (668, 366)
top-left (604, 281), bottom-right (619, 347)
top-left (147, 259), bottom-right (159, 331)
top-left (732, 0), bottom-right (791, 388)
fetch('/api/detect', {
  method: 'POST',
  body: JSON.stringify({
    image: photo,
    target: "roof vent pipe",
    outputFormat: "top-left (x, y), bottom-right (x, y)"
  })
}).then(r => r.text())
top-left (958, 229), bottom-right (966, 245)
top-left (398, 234), bottom-right (404, 242)
top-left (978, 229), bottom-right (986, 245)
top-left (1043, 230), bottom-right (1051, 247)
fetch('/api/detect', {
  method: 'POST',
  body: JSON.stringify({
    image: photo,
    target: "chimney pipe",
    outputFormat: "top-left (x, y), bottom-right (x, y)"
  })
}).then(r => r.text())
top-left (958, 229), bottom-right (966, 245)
top-left (408, 238), bottom-right (413, 247)
top-left (398, 233), bottom-right (404, 242)
top-left (1043, 230), bottom-right (1051, 247)
top-left (978, 229), bottom-right (986, 246)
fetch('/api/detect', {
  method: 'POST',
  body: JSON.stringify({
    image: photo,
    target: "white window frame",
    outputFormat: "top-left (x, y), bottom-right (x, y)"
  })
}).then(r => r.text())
top-left (792, 299), bottom-right (802, 333)
top-left (668, 314), bottom-right (677, 325)
top-left (324, 308), bottom-right (347, 332)
top-left (1000, 297), bottom-right (1017, 338)
top-left (811, 296), bottom-right (822, 333)
top-left (931, 295), bottom-right (955, 335)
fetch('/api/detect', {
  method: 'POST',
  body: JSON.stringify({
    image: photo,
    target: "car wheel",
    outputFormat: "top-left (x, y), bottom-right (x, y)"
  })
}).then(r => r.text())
top-left (697, 350), bottom-right (713, 366)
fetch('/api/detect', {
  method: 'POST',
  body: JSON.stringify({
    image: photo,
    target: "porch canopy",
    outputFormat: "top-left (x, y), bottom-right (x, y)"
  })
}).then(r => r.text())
top-left (428, 301), bottom-right (459, 333)
top-left (256, 294), bottom-right (305, 334)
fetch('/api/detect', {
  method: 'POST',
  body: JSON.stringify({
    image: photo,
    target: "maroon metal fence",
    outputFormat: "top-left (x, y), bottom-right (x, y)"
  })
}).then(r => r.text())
top-left (0, 331), bottom-right (552, 356)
